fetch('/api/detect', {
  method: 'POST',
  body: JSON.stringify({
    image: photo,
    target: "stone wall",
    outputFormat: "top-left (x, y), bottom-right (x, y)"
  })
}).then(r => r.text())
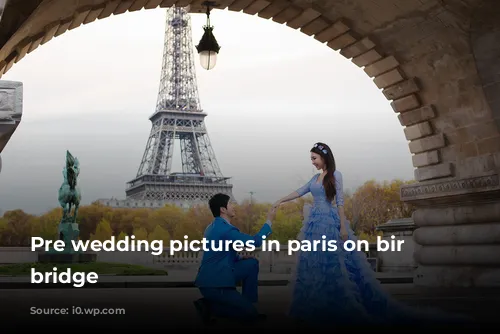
top-left (0, 80), bottom-right (22, 152)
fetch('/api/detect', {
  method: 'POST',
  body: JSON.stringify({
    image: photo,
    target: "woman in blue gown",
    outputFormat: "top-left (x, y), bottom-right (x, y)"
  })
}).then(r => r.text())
top-left (271, 142), bottom-right (468, 327)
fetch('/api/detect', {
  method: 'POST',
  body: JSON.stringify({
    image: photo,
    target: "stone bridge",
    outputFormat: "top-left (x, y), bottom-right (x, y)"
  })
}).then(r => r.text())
top-left (0, 0), bottom-right (499, 288)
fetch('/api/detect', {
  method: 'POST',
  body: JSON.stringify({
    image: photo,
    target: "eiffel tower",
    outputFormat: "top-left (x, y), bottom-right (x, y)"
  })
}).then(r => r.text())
top-left (98, 6), bottom-right (233, 209)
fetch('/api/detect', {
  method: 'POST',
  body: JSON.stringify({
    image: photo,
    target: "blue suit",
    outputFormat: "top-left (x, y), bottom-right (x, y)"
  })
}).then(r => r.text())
top-left (194, 217), bottom-right (272, 321)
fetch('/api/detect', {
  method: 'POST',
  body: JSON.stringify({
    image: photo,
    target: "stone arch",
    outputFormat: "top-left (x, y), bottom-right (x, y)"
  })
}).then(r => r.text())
top-left (1, 0), bottom-right (500, 288)
top-left (470, 0), bottom-right (500, 134)
top-left (0, 0), bottom-right (459, 184)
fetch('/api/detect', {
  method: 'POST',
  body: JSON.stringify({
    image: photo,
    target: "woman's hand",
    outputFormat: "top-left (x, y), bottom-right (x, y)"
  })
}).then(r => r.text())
top-left (340, 223), bottom-right (348, 241)
top-left (272, 200), bottom-right (282, 209)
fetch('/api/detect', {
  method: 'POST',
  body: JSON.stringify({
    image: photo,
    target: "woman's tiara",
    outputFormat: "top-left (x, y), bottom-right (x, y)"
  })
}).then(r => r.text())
top-left (314, 143), bottom-right (328, 154)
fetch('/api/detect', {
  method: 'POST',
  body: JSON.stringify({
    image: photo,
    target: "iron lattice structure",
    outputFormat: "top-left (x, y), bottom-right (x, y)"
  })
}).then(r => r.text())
top-left (124, 6), bottom-right (233, 207)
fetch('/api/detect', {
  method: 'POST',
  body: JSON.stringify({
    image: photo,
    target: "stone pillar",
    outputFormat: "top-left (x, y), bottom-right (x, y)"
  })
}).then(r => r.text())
top-left (0, 80), bottom-right (23, 175)
top-left (375, 218), bottom-right (417, 273)
top-left (401, 175), bottom-right (500, 287)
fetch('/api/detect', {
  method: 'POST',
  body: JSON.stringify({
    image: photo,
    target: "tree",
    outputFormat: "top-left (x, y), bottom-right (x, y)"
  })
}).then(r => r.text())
top-left (77, 204), bottom-right (108, 240)
top-left (1, 210), bottom-right (34, 246)
top-left (90, 218), bottom-right (113, 241)
top-left (251, 201), bottom-right (303, 245)
top-left (132, 227), bottom-right (148, 241)
top-left (148, 225), bottom-right (170, 244)
top-left (232, 200), bottom-right (269, 234)
top-left (183, 204), bottom-right (212, 239)
top-left (149, 204), bottom-right (186, 238)
top-left (31, 208), bottom-right (61, 241)
top-left (349, 179), bottom-right (416, 234)
top-left (0, 217), bottom-right (9, 245)
top-left (117, 231), bottom-right (127, 240)
top-left (0, 177), bottom-right (416, 247)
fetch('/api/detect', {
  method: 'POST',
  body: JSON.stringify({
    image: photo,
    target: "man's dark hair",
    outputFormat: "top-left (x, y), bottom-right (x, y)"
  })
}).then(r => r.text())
top-left (209, 193), bottom-right (230, 217)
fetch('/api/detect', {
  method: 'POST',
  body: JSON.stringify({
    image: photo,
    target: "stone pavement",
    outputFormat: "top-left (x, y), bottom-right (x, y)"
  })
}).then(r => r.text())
top-left (1, 284), bottom-right (499, 329)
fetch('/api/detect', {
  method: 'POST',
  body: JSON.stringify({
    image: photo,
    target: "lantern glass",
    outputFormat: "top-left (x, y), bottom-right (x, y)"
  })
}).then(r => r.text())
top-left (199, 50), bottom-right (218, 70)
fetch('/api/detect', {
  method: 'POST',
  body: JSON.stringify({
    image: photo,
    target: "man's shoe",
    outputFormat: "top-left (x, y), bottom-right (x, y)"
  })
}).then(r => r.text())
top-left (193, 298), bottom-right (215, 325)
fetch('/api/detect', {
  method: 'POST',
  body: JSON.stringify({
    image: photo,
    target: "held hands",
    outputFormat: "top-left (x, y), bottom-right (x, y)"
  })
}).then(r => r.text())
top-left (267, 207), bottom-right (277, 222)
top-left (271, 200), bottom-right (282, 209)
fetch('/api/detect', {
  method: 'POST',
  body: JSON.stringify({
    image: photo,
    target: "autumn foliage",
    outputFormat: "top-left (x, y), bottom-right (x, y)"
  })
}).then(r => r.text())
top-left (0, 179), bottom-right (416, 246)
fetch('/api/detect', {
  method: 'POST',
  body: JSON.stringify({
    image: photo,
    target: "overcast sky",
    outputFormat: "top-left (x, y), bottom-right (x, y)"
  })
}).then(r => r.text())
top-left (0, 8), bottom-right (414, 215)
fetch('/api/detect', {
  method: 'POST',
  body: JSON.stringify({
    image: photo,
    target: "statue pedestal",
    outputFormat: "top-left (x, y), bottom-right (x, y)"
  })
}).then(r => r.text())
top-left (37, 216), bottom-right (96, 264)
top-left (375, 218), bottom-right (417, 273)
top-left (58, 220), bottom-right (80, 245)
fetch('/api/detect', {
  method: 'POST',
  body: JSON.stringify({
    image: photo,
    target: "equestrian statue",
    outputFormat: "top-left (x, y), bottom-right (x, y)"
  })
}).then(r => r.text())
top-left (57, 150), bottom-right (81, 245)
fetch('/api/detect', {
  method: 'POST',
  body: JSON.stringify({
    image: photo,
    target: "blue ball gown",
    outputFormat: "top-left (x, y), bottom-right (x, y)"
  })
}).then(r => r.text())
top-left (287, 170), bottom-right (469, 327)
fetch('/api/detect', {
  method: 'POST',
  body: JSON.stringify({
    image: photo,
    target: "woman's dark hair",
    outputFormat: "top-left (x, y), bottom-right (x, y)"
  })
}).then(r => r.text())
top-left (311, 142), bottom-right (337, 202)
top-left (208, 193), bottom-right (230, 217)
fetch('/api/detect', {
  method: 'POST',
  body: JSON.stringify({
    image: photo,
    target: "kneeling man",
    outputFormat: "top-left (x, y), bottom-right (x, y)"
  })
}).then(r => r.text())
top-left (194, 193), bottom-right (275, 324)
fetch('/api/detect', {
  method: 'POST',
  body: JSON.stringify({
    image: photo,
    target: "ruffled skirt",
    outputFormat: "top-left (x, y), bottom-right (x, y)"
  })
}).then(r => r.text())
top-left (287, 203), bottom-right (470, 327)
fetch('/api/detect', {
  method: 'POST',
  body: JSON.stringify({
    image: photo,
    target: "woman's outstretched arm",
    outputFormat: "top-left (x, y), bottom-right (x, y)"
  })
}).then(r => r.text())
top-left (273, 191), bottom-right (300, 207)
top-left (273, 174), bottom-right (315, 207)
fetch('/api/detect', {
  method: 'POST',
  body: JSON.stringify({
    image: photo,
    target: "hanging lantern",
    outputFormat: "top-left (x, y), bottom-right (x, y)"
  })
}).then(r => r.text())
top-left (195, 1), bottom-right (220, 70)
